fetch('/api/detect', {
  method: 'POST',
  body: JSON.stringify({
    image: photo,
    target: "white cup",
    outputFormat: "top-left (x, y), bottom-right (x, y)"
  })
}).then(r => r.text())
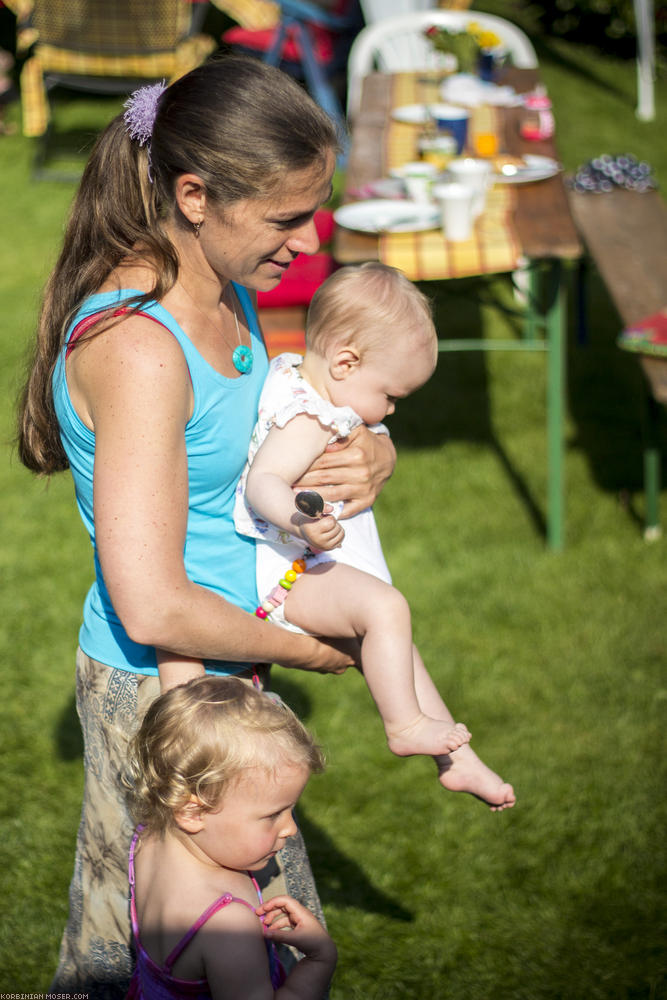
top-left (447, 158), bottom-right (493, 218)
top-left (399, 161), bottom-right (439, 203)
top-left (432, 182), bottom-right (476, 242)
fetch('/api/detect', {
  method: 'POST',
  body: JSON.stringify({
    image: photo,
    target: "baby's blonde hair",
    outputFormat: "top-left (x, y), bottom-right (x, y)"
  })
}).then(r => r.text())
top-left (305, 262), bottom-right (436, 358)
top-left (127, 676), bottom-right (324, 833)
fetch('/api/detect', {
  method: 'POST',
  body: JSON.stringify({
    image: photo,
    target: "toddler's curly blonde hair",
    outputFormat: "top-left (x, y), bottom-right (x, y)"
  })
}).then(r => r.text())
top-left (127, 676), bottom-right (324, 834)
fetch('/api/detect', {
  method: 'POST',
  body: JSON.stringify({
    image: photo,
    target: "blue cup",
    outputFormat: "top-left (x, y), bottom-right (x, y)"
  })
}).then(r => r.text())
top-left (478, 50), bottom-right (495, 82)
top-left (429, 104), bottom-right (470, 155)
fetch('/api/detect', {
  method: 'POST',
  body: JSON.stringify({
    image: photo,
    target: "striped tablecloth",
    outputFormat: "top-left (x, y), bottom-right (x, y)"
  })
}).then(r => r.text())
top-left (379, 73), bottom-right (522, 281)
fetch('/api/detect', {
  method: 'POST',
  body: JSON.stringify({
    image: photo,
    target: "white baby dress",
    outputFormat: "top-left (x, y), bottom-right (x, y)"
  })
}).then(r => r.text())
top-left (234, 353), bottom-right (391, 632)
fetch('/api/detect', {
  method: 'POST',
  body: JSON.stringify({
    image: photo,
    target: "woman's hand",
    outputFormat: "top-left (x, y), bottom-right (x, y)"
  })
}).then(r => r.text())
top-left (292, 425), bottom-right (396, 518)
top-left (281, 634), bottom-right (360, 675)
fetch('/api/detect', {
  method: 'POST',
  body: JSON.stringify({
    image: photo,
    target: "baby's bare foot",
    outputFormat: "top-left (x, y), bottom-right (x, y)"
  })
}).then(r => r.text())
top-left (387, 716), bottom-right (471, 758)
top-left (435, 743), bottom-right (516, 811)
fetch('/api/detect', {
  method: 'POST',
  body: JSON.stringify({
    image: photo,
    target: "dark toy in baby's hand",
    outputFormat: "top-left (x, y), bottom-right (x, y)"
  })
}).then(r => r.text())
top-left (294, 490), bottom-right (325, 518)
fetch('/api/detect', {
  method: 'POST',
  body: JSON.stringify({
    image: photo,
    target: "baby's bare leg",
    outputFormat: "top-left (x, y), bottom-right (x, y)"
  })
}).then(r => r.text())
top-left (283, 563), bottom-right (470, 757)
top-left (411, 647), bottom-right (516, 811)
top-left (155, 649), bottom-right (206, 693)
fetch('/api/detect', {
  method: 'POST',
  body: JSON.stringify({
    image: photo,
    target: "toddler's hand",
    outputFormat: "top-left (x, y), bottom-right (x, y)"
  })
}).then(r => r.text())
top-left (256, 895), bottom-right (336, 962)
top-left (298, 510), bottom-right (345, 551)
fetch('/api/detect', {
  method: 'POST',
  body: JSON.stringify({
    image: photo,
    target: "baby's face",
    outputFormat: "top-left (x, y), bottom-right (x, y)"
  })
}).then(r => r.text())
top-left (333, 334), bottom-right (436, 425)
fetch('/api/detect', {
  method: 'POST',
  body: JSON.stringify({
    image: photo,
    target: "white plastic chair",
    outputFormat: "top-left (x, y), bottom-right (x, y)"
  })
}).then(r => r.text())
top-left (359, 0), bottom-right (438, 25)
top-left (347, 9), bottom-right (538, 119)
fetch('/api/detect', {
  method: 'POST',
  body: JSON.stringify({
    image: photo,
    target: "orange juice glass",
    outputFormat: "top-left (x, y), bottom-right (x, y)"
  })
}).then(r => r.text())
top-left (474, 131), bottom-right (499, 158)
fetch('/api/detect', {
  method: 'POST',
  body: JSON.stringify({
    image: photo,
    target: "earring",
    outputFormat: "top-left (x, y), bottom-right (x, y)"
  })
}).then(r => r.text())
top-left (193, 219), bottom-right (203, 239)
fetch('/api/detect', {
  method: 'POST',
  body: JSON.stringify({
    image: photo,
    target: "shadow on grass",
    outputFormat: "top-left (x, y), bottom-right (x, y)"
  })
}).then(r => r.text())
top-left (297, 809), bottom-right (413, 922)
top-left (55, 691), bottom-right (83, 761)
top-left (567, 267), bottom-right (667, 506)
top-left (392, 276), bottom-right (549, 538)
top-left (28, 89), bottom-right (125, 181)
top-left (392, 271), bottom-right (663, 539)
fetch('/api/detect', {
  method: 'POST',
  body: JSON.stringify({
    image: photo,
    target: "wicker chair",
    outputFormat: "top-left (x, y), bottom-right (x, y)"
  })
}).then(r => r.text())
top-left (19, 0), bottom-right (216, 173)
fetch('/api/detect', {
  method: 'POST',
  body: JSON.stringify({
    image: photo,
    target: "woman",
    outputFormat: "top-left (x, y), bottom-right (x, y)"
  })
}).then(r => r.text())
top-left (17, 55), bottom-right (394, 997)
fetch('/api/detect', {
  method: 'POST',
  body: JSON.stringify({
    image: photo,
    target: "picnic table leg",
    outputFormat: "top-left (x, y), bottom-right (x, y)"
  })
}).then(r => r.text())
top-left (544, 259), bottom-right (566, 550)
top-left (523, 259), bottom-right (540, 341)
top-left (642, 388), bottom-right (662, 540)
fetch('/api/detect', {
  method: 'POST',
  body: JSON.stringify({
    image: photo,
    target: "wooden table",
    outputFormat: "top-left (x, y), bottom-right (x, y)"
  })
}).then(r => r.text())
top-left (335, 68), bottom-right (583, 549)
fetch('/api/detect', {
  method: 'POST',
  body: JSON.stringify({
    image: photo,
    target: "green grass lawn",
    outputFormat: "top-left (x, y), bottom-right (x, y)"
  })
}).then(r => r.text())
top-left (1, 9), bottom-right (666, 996)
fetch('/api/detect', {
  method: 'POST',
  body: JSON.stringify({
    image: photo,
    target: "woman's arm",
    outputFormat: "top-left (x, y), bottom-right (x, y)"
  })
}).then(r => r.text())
top-left (69, 316), bottom-right (353, 675)
top-left (293, 424), bottom-right (396, 518)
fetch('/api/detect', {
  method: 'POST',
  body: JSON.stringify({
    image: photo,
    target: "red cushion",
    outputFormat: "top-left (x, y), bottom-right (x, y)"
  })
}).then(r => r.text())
top-left (257, 252), bottom-right (336, 308)
top-left (313, 209), bottom-right (335, 244)
top-left (223, 24), bottom-right (335, 64)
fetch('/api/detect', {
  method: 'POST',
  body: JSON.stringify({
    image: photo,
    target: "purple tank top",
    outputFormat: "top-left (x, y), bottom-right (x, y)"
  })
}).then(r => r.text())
top-left (127, 830), bottom-right (286, 1000)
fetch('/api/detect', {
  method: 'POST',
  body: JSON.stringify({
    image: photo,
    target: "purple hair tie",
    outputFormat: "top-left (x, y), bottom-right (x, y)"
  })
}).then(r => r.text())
top-left (123, 81), bottom-right (166, 145)
top-left (123, 81), bottom-right (167, 182)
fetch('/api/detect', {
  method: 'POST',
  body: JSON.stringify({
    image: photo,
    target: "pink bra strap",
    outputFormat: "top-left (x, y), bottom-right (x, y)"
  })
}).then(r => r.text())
top-left (65, 306), bottom-right (170, 358)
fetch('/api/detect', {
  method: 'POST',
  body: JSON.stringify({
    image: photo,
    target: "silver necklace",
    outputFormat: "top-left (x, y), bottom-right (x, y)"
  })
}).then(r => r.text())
top-left (178, 280), bottom-right (253, 374)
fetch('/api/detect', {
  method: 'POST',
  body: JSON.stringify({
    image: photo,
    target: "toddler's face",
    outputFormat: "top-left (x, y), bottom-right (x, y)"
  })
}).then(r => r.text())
top-left (332, 335), bottom-right (436, 425)
top-left (193, 762), bottom-right (310, 872)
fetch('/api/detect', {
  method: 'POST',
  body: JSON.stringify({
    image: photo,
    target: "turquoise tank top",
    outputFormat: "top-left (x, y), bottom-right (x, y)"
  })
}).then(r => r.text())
top-left (52, 285), bottom-right (269, 675)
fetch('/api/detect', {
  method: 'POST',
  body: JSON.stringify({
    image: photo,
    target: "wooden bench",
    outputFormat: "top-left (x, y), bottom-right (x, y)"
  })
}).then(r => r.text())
top-left (568, 187), bottom-right (667, 539)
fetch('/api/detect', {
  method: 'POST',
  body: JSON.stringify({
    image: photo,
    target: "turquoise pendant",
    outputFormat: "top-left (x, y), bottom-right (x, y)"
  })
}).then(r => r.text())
top-left (233, 344), bottom-right (253, 374)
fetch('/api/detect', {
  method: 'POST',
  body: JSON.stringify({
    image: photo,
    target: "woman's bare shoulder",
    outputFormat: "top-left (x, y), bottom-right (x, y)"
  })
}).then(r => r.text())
top-left (97, 259), bottom-right (159, 295)
top-left (67, 296), bottom-right (191, 429)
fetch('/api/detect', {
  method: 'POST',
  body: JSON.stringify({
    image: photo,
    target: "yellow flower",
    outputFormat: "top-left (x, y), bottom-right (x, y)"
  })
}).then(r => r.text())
top-left (466, 22), bottom-right (501, 49)
top-left (478, 29), bottom-right (502, 49)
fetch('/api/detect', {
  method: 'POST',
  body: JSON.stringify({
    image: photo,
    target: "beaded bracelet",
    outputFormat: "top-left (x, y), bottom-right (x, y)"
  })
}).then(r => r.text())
top-left (254, 555), bottom-right (309, 619)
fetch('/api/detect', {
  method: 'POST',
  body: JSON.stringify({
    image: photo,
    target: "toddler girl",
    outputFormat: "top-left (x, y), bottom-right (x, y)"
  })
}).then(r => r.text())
top-left (125, 675), bottom-right (337, 999)
top-left (232, 263), bottom-right (515, 810)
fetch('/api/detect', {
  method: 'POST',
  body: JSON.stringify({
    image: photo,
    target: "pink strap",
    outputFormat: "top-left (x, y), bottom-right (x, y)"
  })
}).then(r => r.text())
top-left (129, 829), bottom-right (263, 975)
top-left (65, 306), bottom-right (171, 358)
top-left (164, 892), bottom-right (257, 971)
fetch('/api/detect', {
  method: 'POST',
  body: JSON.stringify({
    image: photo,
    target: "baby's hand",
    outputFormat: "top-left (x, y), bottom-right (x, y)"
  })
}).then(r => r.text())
top-left (298, 511), bottom-right (345, 551)
top-left (256, 895), bottom-right (336, 962)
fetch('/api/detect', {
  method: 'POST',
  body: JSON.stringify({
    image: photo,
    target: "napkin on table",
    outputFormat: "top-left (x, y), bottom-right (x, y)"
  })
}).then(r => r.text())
top-left (440, 73), bottom-right (521, 108)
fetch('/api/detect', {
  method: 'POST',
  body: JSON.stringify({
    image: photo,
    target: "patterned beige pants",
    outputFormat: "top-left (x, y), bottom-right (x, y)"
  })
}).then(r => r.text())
top-left (50, 649), bottom-right (324, 999)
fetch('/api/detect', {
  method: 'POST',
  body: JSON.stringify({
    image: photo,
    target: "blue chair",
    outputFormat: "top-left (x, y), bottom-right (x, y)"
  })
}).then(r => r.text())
top-left (223, 0), bottom-right (362, 154)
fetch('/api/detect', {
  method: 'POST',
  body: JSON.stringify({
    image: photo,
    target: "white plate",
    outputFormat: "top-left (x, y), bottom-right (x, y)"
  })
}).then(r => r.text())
top-left (391, 103), bottom-right (432, 124)
top-left (494, 155), bottom-right (561, 184)
top-left (334, 199), bottom-right (440, 234)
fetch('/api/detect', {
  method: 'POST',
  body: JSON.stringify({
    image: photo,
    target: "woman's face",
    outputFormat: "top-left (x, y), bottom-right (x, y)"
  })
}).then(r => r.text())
top-left (201, 150), bottom-right (336, 292)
